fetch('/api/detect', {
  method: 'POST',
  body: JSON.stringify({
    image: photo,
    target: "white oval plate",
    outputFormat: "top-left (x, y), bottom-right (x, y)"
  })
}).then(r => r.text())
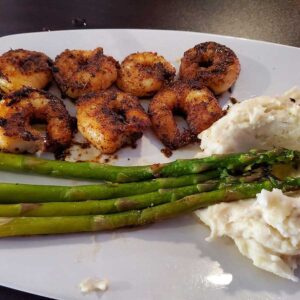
top-left (0, 29), bottom-right (299, 300)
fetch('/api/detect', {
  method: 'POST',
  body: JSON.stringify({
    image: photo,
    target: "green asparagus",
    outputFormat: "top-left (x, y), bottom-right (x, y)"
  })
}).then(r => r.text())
top-left (0, 149), bottom-right (296, 182)
top-left (0, 168), bottom-right (266, 216)
top-left (0, 182), bottom-right (217, 217)
top-left (0, 171), bottom-right (219, 204)
top-left (0, 178), bottom-right (297, 237)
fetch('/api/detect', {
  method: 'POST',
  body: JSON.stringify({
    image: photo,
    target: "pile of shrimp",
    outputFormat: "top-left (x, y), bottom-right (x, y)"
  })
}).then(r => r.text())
top-left (0, 41), bottom-right (240, 156)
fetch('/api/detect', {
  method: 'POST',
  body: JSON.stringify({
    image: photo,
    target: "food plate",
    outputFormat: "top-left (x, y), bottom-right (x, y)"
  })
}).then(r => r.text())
top-left (0, 29), bottom-right (300, 300)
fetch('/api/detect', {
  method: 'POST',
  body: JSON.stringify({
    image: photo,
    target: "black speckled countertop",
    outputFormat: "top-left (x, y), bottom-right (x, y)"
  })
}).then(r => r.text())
top-left (1, 0), bottom-right (300, 46)
top-left (0, 0), bottom-right (299, 299)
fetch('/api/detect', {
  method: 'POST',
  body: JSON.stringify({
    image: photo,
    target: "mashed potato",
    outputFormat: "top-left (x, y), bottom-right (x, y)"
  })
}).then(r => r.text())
top-left (196, 87), bottom-right (300, 281)
top-left (199, 87), bottom-right (300, 155)
top-left (196, 189), bottom-right (300, 281)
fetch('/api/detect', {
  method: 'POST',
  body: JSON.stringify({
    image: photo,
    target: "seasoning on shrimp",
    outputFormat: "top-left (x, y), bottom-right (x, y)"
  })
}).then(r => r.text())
top-left (0, 88), bottom-right (73, 153)
top-left (0, 49), bottom-right (53, 94)
top-left (179, 42), bottom-right (240, 95)
top-left (53, 48), bottom-right (118, 99)
top-left (117, 52), bottom-right (176, 97)
top-left (76, 89), bottom-right (151, 154)
top-left (148, 81), bottom-right (223, 150)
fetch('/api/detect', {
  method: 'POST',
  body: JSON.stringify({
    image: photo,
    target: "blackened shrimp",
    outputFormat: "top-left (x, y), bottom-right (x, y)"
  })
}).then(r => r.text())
top-left (0, 88), bottom-right (73, 153)
top-left (117, 52), bottom-right (176, 97)
top-left (179, 42), bottom-right (240, 95)
top-left (53, 48), bottom-right (118, 99)
top-left (76, 89), bottom-right (151, 154)
top-left (0, 49), bottom-right (52, 94)
top-left (148, 81), bottom-right (223, 149)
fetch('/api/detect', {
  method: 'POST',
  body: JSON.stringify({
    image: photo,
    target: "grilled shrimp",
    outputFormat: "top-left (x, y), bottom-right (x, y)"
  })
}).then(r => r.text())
top-left (0, 88), bottom-right (73, 153)
top-left (76, 89), bottom-right (151, 154)
top-left (117, 52), bottom-right (176, 97)
top-left (0, 49), bottom-right (52, 94)
top-left (53, 47), bottom-right (118, 99)
top-left (179, 42), bottom-right (240, 95)
top-left (148, 81), bottom-right (223, 149)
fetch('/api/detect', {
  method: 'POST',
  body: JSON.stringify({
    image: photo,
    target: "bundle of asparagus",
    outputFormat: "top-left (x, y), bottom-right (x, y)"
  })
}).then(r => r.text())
top-left (0, 149), bottom-right (299, 238)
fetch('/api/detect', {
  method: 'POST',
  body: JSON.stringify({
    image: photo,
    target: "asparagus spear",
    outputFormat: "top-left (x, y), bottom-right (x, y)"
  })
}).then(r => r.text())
top-left (0, 168), bottom-right (265, 217)
top-left (1, 178), bottom-right (296, 237)
top-left (0, 149), bottom-right (296, 182)
top-left (0, 167), bottom-right (266, 216)
top-left (0, 171), bottom-right (219, 204)
top-left (0, 182), bottom-right (218, 217)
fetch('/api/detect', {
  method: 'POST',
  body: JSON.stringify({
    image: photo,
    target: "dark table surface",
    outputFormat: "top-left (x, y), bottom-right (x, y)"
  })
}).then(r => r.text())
top-left (0, 0), bottom-right (300, 299)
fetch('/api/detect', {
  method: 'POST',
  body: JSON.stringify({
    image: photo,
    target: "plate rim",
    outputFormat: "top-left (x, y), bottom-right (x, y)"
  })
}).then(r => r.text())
top-left (0, 28), bottom-right (299, 51)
